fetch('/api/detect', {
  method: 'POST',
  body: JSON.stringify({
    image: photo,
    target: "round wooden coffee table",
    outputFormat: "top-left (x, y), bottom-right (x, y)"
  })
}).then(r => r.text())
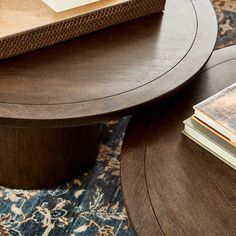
top-left (0, 0), bottom-right (217, 189)
top-left (121, 46), bottom-right (236, 236)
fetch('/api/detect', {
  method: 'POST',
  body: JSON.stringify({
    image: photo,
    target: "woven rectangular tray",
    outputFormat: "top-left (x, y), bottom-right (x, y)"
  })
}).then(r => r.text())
top-left (0, 0), bottom-right (165, 59)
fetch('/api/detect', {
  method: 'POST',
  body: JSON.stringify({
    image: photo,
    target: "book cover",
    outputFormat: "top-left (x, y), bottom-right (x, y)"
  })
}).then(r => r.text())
top-left (194, 82), bottom-right (236, 144)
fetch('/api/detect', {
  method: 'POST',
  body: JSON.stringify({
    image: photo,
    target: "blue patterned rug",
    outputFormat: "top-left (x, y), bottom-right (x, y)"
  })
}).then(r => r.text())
top-left (1, 1), bottom-right (236, 235)
top-left (0, 117), bottom-right (133, 236)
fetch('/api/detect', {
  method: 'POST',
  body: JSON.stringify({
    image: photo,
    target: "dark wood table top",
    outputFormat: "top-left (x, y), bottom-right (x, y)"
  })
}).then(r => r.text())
top-left (0, 0), bottom-right (217, 128)
top-left (121, 46), bottom-right (236, 236)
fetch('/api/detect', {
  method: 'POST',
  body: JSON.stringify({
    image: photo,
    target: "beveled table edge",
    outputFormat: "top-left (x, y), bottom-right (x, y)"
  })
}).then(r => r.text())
top-left (120, 45), bottom-right (236, 236)
top-left (0, 0), bottom-right (217, 128)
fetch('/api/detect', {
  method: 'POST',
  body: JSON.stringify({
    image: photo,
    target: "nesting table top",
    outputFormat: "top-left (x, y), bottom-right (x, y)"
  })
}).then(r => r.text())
top-left (121, 46), bottom-right (236, 236)
top-left (0, 0), bottom-right (217, 127)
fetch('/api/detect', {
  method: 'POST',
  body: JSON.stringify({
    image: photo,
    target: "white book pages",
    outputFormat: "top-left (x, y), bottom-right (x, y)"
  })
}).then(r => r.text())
top-left (42, 0), bottom-right (100, 12)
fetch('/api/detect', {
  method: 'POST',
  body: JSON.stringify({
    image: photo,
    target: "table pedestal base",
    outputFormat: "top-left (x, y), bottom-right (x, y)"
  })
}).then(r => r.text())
top-left (0, 124), bottom-right (101, 189)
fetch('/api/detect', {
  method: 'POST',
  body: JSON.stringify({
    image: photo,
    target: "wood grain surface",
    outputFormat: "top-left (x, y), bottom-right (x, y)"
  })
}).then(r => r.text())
top-left (0, 0), bottom-right (217, 128)
top-left (0, 124), bottom-right (100, 189)
top-left (121, 46), bottom-right (236, 235)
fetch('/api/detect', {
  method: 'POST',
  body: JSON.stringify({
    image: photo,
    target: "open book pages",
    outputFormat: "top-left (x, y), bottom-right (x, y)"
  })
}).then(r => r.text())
top-left (42, 0), bottom-right (100, 12)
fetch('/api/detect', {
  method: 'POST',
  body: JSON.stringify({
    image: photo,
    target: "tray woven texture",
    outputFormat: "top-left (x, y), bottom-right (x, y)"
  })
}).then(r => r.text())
top-left (0, 0), bottom-right (165, 59)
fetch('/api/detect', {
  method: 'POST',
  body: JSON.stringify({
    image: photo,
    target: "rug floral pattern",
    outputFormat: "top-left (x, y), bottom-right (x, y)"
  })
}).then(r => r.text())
top-left (213, 0), bottom-right (236, 48)
top-left (1, 1), bottom-right (236, 235)
top-left (0, 117), bottom-right (133, 236)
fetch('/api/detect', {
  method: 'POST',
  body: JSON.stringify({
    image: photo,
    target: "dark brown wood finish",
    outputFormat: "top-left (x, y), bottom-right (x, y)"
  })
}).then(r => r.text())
top-left (0, 124), bottom-right (100, 189)
top-left (0, 0), bottom-right (217, 128)
top-left (121, 46), bottom-right (236, 236)
top-left (0, 0), bottom-right (217, 188)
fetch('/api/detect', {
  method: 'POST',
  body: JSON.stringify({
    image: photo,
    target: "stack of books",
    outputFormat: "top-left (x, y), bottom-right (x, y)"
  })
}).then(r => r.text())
top-left (183, 83), bottom-right (236, 170)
